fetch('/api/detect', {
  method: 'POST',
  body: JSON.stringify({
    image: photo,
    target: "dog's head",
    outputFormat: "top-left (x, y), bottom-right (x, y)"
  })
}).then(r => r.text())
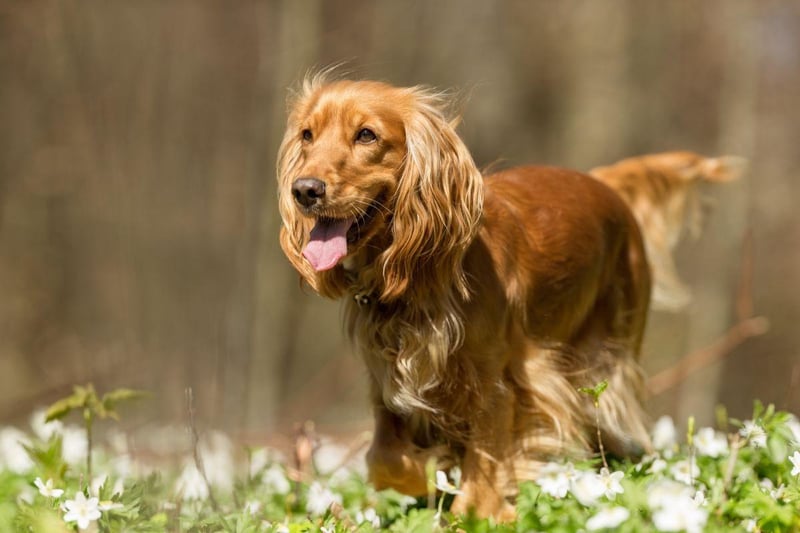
top-left (277, 78), bottom-right (483, 302)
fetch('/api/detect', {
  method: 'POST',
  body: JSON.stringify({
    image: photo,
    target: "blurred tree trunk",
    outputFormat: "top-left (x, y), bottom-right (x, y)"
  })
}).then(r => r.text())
top-left (1, 0), bottom-right (798, 433)
top-left (676, 1), bottom-right (759, 426)
top-left (556, 0), bottom-right (634, 168)
top-left (245, 0), bottom-right (323, 431)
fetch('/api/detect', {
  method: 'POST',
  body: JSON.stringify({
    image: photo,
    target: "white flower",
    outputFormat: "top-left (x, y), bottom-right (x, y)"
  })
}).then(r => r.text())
top-left (0, 427), bottom-right (34, 473)
top-left (570, 471), bottom-right (606, 506)
top-left (106, 429), bottom-right (129, 454)
top-left (694, 427), bottom-right (728, 457)
top-left (652, 416), bottom-right (677, 451)
top-left (306, 482), bottom-right (342, 516)
top-left (248, 447), bottom-right (271, 477)
top-left (18, 487), bottom-right (35, 505)
top-left (63, 491), bottom-right (102, 530)
top-left (770, 484), bottom-right (787, 501)
top-left (693, 490), bottom-right (706, 506)
top-left (355, 507), bottom-right (381, 528)
top-left (172, 434), bottom-right (235, 501)
top-left (90, 475), bottom-right (107, 497)
top-left (112, 478), bottom-right (125, 496)
top-left (598, 468), bottom-right (625, 499)
top-left (536, 462), bottom-right (572, 498)
top-left (648, 458), bottom-right (668, 474)
top-left (329, 466), bottom-right (355, 487)
top-left (786, 416), bottom-right (800, 444)
top-left (315, 438), bottom-right (349, 475)
top-left (262, 464), bottom-right (291, 494)
top-left (739, 421), bottom-right (767, 448)
top-left (98, 500), bottom-right (123, 511)
top-left (648, 479), bottom-right (708, 533)
top-left (61, 426), bottom-right (88, 465)
top-left (34, 477), bottom-right (64, 498)
top-left (198, 431), bottom-right (235, 491)
top-left (111, 454), bottom-right (134, 479)
top-left (742, 518), bottom-right (758, 532)
top-left (790, 450), bottom-right (800, 476)
top-left (449, 465), bottom-right (462, 487)
top-left (435, 470), bottom-right (463, 495)
top-left (736, 466), bottom-right (755, 484)
top-left (586, 506), bottom-right (630, 530)
top-left (29, 409), bottom-right (63, 441)
top-left (244, 500), bottom-right (261, 515)
top-left (398, 494), bottom-right (418, 512)
top-left (652, 505), bottom-right (708, 533)
top-left (175, 463), bottom-right (209, 501)
top-left (647, 479), bottom-right (695, 509)
top-left (670, 458), bottom-right (700, 485)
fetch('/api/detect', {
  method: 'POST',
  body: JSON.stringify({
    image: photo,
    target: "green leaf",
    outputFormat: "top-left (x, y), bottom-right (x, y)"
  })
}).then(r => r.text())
top-left (767, 434), bottom-right (788, 464)
top-left (389, 508), bottom-right (438, 533)
top-left (102, 388), bottom-right (148, 405)
top-left (44, 393), bottom-right (87, 422)
top-left (100, 388), bottom-right (147, 419)
top-left (578, 380), bottom-right (608, 402)
top-left (22, 436), bottom-right (66, 481)
top-left (752, 399), bottom-right (765, 421)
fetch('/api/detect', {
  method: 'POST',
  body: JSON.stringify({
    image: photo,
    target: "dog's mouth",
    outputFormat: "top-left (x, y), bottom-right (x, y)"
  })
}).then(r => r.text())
top-left (302, 195), bottom-right (384, 272)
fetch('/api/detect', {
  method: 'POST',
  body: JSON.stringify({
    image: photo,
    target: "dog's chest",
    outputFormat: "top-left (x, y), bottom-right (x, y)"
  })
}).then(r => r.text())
top-left (348, 297), bottom-right (477, 433)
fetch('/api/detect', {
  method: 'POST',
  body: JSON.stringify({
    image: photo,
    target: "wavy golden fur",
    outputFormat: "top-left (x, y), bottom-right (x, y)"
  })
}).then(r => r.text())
top-left (590, 152), bottom-right (745, 311)
top-left (277, 76), bottom-right (732, 519)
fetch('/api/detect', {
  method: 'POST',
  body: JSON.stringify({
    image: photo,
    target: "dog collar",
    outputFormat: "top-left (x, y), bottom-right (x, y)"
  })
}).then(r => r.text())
top-left (353, 292), bottom-right (371, 307)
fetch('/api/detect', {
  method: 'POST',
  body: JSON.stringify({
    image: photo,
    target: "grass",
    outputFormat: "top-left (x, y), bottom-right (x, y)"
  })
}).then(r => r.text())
top-left (1, 386), bottom-right (799, 532)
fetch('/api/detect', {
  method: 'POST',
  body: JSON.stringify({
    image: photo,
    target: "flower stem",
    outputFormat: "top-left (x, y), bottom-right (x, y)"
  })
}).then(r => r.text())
top-left (84, 409), bottom-right (93, 482)
top-left (594, 400), bottom-right (608, 470)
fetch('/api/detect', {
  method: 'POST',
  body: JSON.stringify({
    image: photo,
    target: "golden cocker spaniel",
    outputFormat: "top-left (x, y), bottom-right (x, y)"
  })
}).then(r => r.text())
top-left (277, 76), bottom-right (740, 518)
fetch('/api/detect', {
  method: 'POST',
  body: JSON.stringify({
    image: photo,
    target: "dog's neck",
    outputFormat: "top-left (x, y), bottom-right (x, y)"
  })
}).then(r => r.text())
top-left (341, 256), bottom-right (374, 307)
top-left (340, 240), bottom-right (389, 305)
top-left (341, 244), bottom-right (474, 430)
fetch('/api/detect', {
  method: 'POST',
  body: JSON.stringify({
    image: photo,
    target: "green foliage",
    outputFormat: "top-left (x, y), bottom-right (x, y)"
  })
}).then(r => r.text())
top-left (577, 381), bottom-right (608, 407)
top-left (1, 395), bottom-right (799, 532)
top-left (23, 435), bottom-right (67, 482)
top-left (42, 383), bottom-right (147, 480)
top-left (45, 384), bottom-right (147, 424)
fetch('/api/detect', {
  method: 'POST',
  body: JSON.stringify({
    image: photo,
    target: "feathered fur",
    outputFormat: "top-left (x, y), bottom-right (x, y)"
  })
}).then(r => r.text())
top-left (590, 151), bottom-right (745, 311)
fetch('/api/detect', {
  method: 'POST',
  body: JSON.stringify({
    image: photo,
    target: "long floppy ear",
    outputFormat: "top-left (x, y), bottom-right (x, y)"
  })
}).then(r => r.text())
top-left (377, 90), bottom-right (484, 302)
top-left (276, 77), bottom-right (347, 299)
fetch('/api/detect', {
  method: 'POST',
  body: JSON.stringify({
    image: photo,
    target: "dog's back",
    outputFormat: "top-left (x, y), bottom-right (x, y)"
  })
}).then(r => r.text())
top-left (590, 151), bottom-right (746, 311)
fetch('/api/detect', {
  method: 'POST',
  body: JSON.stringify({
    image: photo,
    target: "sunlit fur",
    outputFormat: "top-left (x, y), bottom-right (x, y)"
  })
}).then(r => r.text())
top-left (276, 77), bottom-right (719, 519)
top-left (590, 151), bottom-right (745, 311)
top-left (278, 77), bottom-right (482, 420)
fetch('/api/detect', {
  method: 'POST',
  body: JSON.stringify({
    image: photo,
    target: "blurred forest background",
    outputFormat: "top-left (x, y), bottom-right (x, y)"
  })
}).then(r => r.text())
top-left (1, 1), bottom-right (798, 443)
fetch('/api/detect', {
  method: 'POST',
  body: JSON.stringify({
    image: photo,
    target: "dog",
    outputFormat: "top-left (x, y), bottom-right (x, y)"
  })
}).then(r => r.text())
top-left (277, 76), bottom-right (736, 518)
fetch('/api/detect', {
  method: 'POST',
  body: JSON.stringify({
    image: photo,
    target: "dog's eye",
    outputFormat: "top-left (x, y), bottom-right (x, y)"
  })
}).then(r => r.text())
top-left (356, 128), bottom-right (377, 144)
top-left (301, 129), bottom-right (313, 142)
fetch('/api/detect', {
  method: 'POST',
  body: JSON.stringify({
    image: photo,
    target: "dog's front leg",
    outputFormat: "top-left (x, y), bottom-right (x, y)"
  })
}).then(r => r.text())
top-left (366, 405), bottom-right (450, 496)
top-left (449, 388), bottom-right (517, 521)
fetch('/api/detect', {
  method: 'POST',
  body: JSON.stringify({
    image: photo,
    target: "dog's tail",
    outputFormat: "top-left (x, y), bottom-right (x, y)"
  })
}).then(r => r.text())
top-left (589, 151), bottom-right (747, 312)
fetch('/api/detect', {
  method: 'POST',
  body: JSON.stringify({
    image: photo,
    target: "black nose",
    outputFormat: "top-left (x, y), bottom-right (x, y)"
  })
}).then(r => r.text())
top-left (291, 177), bottom-right (326, 208)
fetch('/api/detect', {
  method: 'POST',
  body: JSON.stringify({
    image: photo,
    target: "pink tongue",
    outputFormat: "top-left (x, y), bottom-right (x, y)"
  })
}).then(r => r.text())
top-left (303, 218), bottom-right (354, 271)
